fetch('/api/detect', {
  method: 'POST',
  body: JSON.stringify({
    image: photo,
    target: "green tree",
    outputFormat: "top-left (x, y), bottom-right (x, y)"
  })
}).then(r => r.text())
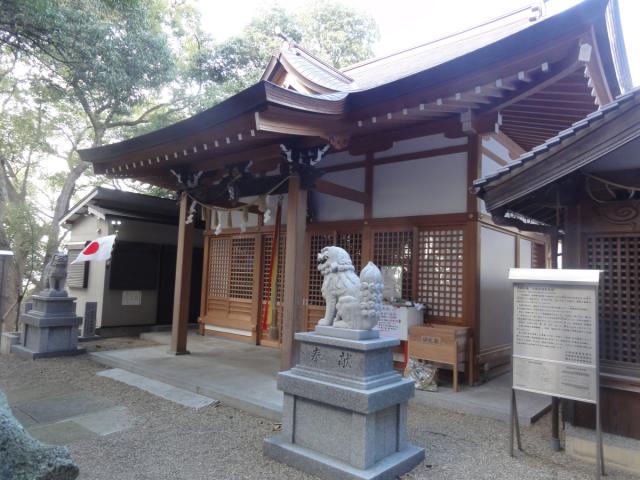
top-left (0, 0), bottom-right (379, 319)
top-left (0, 0), bottom-right (193, 291)
top-left (191, 1), bottom-right (379, 96)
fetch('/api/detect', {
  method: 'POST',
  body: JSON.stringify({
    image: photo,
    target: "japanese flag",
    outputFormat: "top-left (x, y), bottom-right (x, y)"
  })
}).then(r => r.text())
top-left (71, 235), bottom-right (116, 264)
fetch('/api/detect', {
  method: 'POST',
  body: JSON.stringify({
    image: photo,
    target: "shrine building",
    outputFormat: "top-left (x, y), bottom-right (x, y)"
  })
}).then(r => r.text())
top-left (78, 0), bottom-right (630, 383)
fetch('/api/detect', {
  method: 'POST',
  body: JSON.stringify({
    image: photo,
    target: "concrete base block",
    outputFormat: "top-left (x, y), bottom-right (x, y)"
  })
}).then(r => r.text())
top-left (565, 424), bottom-right (640, 475)
top-left (11, 344), bottom-right (86, 360)
top-left (264, 435), bottom-right (424, 480)
top-left (1, 332), bottom-right (20, 355)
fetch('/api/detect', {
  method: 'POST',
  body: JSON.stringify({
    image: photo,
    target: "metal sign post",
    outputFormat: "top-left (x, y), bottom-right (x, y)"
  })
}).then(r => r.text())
top-left (508, 268), bottom-right (604, 480)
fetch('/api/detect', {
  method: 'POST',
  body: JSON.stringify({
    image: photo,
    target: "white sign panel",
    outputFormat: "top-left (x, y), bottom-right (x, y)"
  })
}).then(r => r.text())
top-left (510, 269), bottom-right (599, 404)
top-left (375, 304), bottom-right (402, 339)
top-left (122, 290), bottom-right (142, 306)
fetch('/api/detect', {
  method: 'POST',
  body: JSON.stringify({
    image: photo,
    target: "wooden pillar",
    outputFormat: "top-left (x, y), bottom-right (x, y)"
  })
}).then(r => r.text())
top-left (466, 134), bottom-right (482, 384)
top-left (281, 174), bottom-right (307, 370)
top-left (170, 192), bottom-right (194, 355)
top-left (362, 152), bottom-right (374, 263)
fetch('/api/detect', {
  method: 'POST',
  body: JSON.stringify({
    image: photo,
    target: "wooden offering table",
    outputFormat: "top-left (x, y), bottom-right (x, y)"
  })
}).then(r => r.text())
top-left (408, 324), bottom-right (472, 392)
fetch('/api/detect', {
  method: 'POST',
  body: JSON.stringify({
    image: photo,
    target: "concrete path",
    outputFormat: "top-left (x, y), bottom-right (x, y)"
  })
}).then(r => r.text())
top-left (91, 332), bottom-right (283, 420)
top-left (90, 332), bottom-right (549, 425)
top-left (413, 373), bottom-right (550, 425)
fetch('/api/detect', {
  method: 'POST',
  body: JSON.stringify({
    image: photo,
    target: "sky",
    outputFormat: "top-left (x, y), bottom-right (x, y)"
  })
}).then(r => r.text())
top-left (195, 0), bottom-right (640, 87)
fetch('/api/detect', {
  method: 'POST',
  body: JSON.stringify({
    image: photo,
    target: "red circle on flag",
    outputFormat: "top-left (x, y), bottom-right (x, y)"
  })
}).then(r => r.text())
top-left (83, 242), bottom-right (100, 255)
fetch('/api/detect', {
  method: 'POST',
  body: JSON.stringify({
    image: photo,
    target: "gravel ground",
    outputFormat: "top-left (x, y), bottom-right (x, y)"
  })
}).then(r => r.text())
top-left (1, 337), bottom-right (638, 480)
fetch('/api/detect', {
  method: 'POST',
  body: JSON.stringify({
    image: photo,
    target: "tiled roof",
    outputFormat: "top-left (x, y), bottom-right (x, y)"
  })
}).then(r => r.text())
top-left (473, 86), bottom-right (640, 193)
top-left (274, 3), bottom-right (556, 94)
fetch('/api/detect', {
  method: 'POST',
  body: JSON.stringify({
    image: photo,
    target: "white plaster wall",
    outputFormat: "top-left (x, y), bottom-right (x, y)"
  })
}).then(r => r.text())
top-left (519, 238), bottom-right (532, 268)
top-left (319, 150), bottom-right (365, 168)
top-left (376, 133), bottom-right (467, 158)
top-left (110, 218), bottom-right (203, 247)
top-left (314, 169), bottom-right (365, 222)
top-left (372, 152), bottom-right (468, 218)
top-left (479, 226), bottom-right (516, 350)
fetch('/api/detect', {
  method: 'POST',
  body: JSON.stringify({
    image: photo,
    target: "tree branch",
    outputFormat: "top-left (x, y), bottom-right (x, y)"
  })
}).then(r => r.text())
top-left (105, 102), bottom-right (170, 129)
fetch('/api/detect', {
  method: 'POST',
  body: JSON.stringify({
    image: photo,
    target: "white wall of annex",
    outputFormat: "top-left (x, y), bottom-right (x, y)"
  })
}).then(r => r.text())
top-left (479, 226), bottom-right (516, 351)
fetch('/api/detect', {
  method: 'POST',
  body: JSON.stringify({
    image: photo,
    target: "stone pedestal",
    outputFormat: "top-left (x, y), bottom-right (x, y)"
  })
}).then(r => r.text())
top-left (264, 327), bottom-right (424, 480)
top-left (1, 332), bottom-right (19, 355)
top-left (11, 293), bottom-right (86, 359)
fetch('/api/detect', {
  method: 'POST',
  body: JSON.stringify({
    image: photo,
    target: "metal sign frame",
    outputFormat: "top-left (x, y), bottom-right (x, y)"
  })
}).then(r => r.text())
top-left (507, 268), bottom-right (604, 480)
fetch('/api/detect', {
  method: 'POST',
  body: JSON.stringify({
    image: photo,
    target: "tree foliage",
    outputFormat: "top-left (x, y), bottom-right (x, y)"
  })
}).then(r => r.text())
top-left (0, 0), bottom-right (379, 323)
top-left (190, 1), bottom-right (379, 97)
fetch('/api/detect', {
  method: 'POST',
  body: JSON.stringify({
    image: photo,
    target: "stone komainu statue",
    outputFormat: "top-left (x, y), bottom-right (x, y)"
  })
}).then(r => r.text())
top-left (317, 246), bottom-right (383, 330)
top-left (0, 388), bottom-right (79, 480)
top-left (42, 253), bottom-right (68, 293)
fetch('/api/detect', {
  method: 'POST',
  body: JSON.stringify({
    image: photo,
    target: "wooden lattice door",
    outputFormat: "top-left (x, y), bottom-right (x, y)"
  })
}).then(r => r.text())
top-left (202, 234), bottom-right (261, 340)
top-left (304, 231), bottom-right (363, 330)
top-left (586, 234), bottom-right (640, 374)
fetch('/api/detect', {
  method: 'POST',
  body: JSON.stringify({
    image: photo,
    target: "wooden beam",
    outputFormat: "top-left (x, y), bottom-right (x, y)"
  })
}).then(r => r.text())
top-left (170, 192), bottom-right (194, 355)
top-left (281, 174), bottom-right (308, 370)
top-left (467, 134), bottom-right (481, 213)
top-left (364, 152), bottom-right (374, 219)
top-left (482, 52), bottom-right (582, 115)
top-left (314, 179), bottom-right (368, 204)
top-left (255, 107), bottom-right (350, 139)
top-left (191, 143), bottom-right (282, 172)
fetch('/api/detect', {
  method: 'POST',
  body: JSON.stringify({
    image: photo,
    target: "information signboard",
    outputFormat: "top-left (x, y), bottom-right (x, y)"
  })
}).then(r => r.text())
top-left (508, 268), bottom-right (603, 478)
top-left (512, 281), bottom-right (597, 403)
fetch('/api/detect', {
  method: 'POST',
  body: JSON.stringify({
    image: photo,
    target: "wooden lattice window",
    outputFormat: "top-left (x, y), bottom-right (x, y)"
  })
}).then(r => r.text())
top-left (208, 237), bottom-right (231, 298)
top-left (336, 233), bottom-right (362, 272)
top-left (587, 235), bottom-right (640, 368)
top-left (416, 229), bottom-right (464, 319)
top-left (307, 233), bottom-right (334, 306)
top-left (229, 237), bottom-right (256, 299)
top-left (261, 231), bottom-right (286, 303)
top-left (373, 231), bottom-right (413, 300)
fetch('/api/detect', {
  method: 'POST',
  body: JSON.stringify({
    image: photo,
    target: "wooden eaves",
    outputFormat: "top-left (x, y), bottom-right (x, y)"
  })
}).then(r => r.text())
top-left (77, 0), bottom-right (627, 191)
top-left (473, 88), bottom-right (640, 225)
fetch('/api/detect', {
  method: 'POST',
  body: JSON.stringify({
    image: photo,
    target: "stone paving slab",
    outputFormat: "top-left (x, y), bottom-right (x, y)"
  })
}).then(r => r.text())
top-left (91, 334), bottom-right (283, 420)
top-left (92, 333), bottom-right (551, 425)
top-left (28, 419), bottom-right (97, 444)
top-left (97, 368), bottom-right (218, 409)
top-left (72, 405), bottom-right (135, 436)
top-left (14, 391), bottom-right (116, 424)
